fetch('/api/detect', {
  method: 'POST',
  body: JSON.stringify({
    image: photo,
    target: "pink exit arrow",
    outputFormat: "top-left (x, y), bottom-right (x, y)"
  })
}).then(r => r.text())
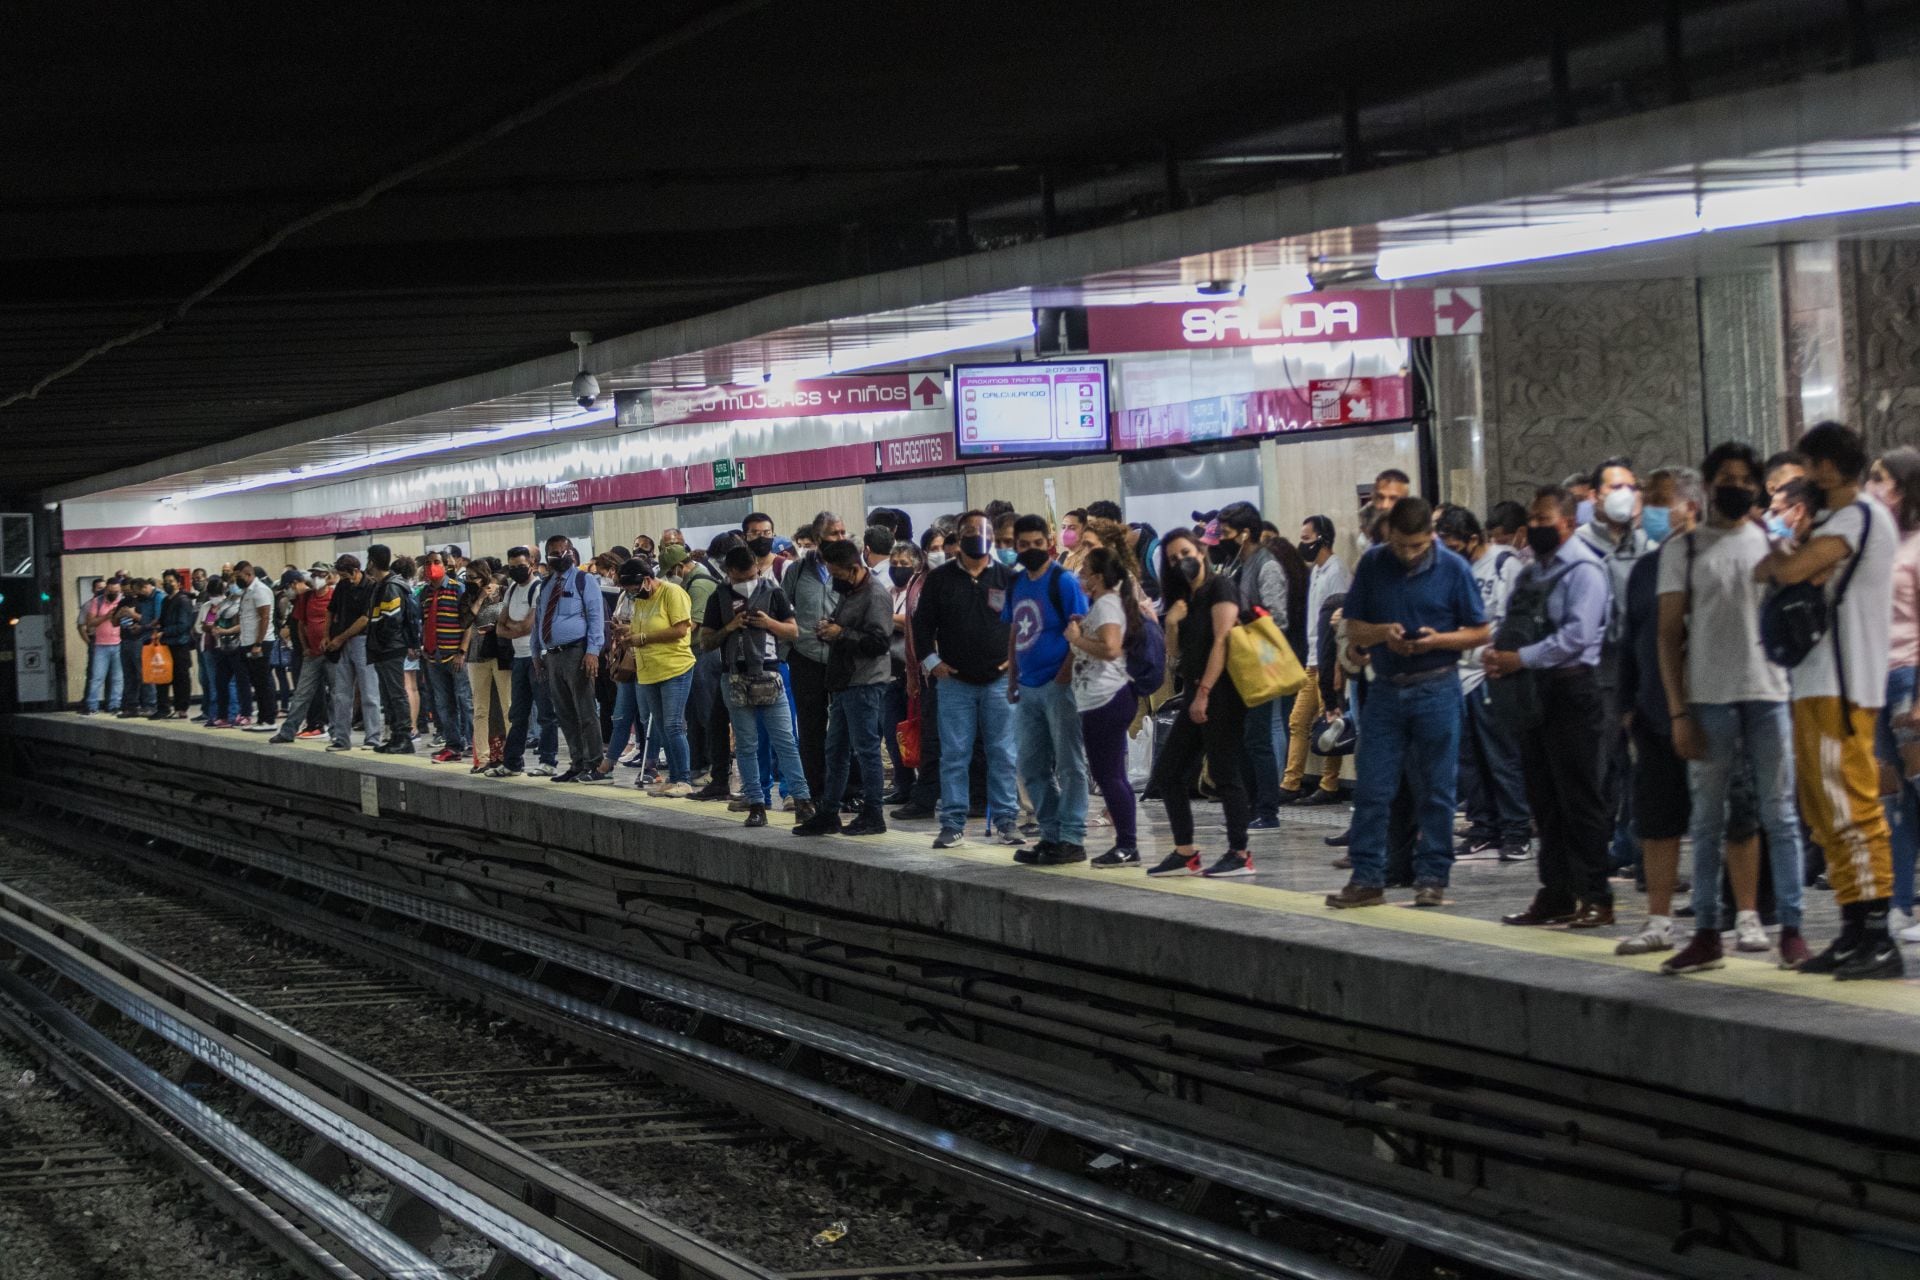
top-left (1435, 291), bottom-right (1480, 332)
top-left (913, 376), bottom-right (941, 406)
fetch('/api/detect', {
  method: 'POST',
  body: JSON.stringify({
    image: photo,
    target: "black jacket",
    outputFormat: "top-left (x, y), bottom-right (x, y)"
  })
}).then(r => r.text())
top-left (910, 558), bottom-right (1013, 685)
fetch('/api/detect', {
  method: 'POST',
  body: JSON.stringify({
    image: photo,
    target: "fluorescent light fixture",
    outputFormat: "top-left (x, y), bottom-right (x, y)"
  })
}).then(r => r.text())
top-left (826, 313), bottom-right (1038, 373)
top-left (1376, 164), bottom-right (1920, 280)
top-left (165, 404), bottom-right (614, 504)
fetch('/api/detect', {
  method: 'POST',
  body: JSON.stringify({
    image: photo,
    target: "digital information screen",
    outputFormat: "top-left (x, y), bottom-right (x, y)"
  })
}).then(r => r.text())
top-left (953, 360), bottom-right (1110, 457)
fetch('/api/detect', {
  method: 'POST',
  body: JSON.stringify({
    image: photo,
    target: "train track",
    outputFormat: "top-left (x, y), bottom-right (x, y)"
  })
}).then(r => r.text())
top-left (6, 742), bottom-right (1917, 1278)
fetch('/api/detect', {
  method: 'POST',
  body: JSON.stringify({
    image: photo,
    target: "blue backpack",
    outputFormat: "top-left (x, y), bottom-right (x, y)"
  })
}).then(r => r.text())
top-left (1124, 609), bottom-right (1167, 698)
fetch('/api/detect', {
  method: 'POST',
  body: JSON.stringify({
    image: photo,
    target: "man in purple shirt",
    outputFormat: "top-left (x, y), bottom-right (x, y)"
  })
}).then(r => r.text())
top-left (1483, 485), bottom-right (1614, 928)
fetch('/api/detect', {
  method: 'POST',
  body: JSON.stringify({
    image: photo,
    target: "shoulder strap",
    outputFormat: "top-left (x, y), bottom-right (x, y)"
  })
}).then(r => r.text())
top-left (1046, 562), bottom-right (1065, 619)
top-left (1684, 529), bottom-right (1697, 603)
top-left (1830, 501), bottom-right (1873, 730)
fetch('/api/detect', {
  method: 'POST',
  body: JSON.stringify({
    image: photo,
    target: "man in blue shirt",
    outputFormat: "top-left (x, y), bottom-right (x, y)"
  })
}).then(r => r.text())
top-left (1326, 498), bottom-right (1489, 909)
top-left (529, 534), bottom-right (608, 783)
top-left (1483, 486), bottom-right (1615, 927)
top-left (1001, 514), bottom-right (1091, 865)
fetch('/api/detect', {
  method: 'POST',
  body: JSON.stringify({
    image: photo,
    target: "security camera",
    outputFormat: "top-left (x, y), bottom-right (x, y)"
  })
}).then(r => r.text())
top-left (572, 370), bottom-right (600, 409)
top-left (569, 330), bottom-right (598, 408)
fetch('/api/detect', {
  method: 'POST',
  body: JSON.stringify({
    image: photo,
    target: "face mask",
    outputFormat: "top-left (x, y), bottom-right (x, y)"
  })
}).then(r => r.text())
top-left (1174, 555), bottom-right (1203, 583)
top-left (426, 563), bottom-right (445, 582)
top-left (960, 534), bottom-right (990, 560)
top-left (994, 547), bottom-right (1018, 567)
top-left (1766, 514), bottom-right (1793, 540)
top-left (1602, 487), bottom-right (1637, 524)
top-left (830, 576), bottom-right (854, 594)
top-left (1639, 506), bottom-right (1671, 543)
top-left (1575, 499), bottom-right (1595, 525)
top-left (1297, 539), bottom-right (1321, 561)
top-left (226, 584), bottom-right (242, 597)
top-left (508, 564), bottom-right (531, 585)
top-left (926, 551), bottom-right (947, 570)
top-left (889, 566), bottom-right (913, 588)
top-left (747, 536), bottom-right (774, 558)
top-left (731, 580), bottom-right (757, 597)
top-left (1060, 527), bottom-right (1079, 548)
top-left (1526, 525), bottom-right (1564, 558)
top-left (1711, 486), bottom-right (1754, 522)
top-left (635, 585), bottom-right (653, 600)
top-left (1016, 548), bottom-right (1050, 573)
top-left (1207, 540), bottom-right (1237, 567)
top-left (547, 549), bottom-right (577, 573)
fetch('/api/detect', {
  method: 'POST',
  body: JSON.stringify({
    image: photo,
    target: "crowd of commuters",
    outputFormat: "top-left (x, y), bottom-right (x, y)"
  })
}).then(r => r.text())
top-left (72, 420), bottom-right (1919, 980)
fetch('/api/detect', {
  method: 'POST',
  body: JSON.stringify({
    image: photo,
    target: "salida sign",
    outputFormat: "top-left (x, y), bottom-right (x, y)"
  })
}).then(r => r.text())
top-left (625, 373), bottom-right (947, 428)
top-left (1085, 287), bottom-right (1482, 353)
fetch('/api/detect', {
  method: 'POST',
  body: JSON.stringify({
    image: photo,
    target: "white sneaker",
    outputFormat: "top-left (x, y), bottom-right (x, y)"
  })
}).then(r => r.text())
top-left (780, 796), bottom-right (795, 812)
top-left (1899, 916), bottom-right (1920, 945)
top-left (1615, 918), bottom-right (1672, 955)
top-left (658, 782), bottom-right (695, 798)
top-left (1733, 910), bottom-right (1770, 952)
top-left (526, 763), bottom-right (556, 778)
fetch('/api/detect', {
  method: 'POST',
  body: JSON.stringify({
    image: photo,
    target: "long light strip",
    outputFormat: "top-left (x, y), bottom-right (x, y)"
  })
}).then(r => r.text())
top-left (826, 312), bottom-right (1037, 374)
top-left (1375, 164), bottom-right (1920, 280)
top-left (166, 405), bottom-right (614, 505)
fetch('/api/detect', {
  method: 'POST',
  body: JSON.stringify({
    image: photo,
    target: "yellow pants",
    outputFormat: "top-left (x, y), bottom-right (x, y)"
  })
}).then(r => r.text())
top-left (1791, 697), bottom-right (1893, 905)
top-left (466, 658), bottom-right (513, 762)
top-left (1282, 669), bottom-right (1341, 794)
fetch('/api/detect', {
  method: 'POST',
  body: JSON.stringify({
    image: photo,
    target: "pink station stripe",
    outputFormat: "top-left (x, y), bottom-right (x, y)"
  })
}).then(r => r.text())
top-left (68, 431), bottom-right (959, 550)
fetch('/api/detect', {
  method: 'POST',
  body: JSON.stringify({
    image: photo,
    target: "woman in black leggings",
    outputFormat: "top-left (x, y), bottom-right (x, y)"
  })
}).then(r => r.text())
top-left (1145, 529), bottom-right (1254, 878)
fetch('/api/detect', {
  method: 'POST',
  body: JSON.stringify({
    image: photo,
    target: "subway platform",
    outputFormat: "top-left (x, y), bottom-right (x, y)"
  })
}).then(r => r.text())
top-left (4, 710), bottom-right (1917, 1140)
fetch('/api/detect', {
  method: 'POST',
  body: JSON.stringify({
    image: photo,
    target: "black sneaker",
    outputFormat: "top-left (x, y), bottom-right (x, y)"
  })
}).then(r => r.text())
top-left (1039, 842), bottom-right (1087, 865)
top-left (1454, 836), bottom-right (1499, 860)
top-left (550, 765), bottom-right (582, 783)
top-left (843, 812), bottom-right (888, 837)
top-left (792, 812), bottom-right (843, 837)
top-left (1246, 816), bottom-right (1281, 831)
top-left (1300, 789), bottom-right (1346, 807)
top-left (1090, 846), bottom-right (1140, 869)
top-left (932, 828), bottom-right (966, 849)
top-left (743, 805), bottom-right (768, 829)
top-left (1498, 840), bottom-right (1533, 863)
top-left (1797, 935), bottom-right (1860, 974)
top-left (889, 802), bottom-right (938, 821)
top-left (578, 764), bottom-right (615, 784)
top-left (1015, 839), bottom-right (1054, 865)
top-left (1834, 936), bottom-right (1905, 981)
top-left (690, 779), bottom-right (732, 802)
top-left (1146, 851), bottom-right (1200, 877)
top-left (1201, 850), bottom-right (1255, 878)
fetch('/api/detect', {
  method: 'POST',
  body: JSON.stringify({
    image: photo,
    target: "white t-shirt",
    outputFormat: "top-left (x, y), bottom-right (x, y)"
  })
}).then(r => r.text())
top-left (504, 580), bottom-right (537, 659)
top-left (1459, 547), bottom-right (1523, 695)
top-left (1071, 592), bottom-right (1131, 712)
top-left (1655, 522), bottom-right (1788, 705)
top-left (1304, 557), bottom-right (1351, 668)
top-left (1789, 500), bottom-right (1896, 708)
top-left (237, 577), bottom-right (275, 645)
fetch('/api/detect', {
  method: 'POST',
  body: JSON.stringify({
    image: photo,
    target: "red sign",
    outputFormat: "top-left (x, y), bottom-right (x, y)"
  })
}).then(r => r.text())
top-left (1310, 377), bottom-right (1407, 426)
top-left (643, 373), bottom-right (946, 426)
top-left (1084, 288), bottom-right (1481, 353)
top-left (877, 432), bottom-right (954, 473)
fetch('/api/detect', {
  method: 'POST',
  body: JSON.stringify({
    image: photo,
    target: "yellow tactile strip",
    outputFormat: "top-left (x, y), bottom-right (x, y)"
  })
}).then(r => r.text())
top-left (113, 717), bottom-right (1920, 1019)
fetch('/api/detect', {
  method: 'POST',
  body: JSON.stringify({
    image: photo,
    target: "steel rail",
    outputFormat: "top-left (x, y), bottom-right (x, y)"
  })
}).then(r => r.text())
top-left (0, 877), bottom-right (780, 1280)
top-left (53, 813), bottom-right (1693, 1280)
top-left (0, 973), bottom-right (448, 1280)
top-left (0, 903), bottom-right (644, 1280)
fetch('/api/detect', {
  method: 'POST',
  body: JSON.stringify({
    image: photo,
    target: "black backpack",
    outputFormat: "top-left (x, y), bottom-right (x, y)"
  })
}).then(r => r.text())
top-left (1760, 501), bottom-right (1868, 670)
top-left (1486, 558), bottom-right (1602, 732)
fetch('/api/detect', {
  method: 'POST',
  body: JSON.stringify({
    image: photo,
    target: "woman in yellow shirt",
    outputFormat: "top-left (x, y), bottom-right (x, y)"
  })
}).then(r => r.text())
top-left (622, 555), bottom-right (697, 796)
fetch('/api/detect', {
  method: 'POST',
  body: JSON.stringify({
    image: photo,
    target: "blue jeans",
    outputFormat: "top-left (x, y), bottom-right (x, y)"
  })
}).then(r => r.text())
top-left (821, 682), bottom-right (887, 811)
top-left (327, 636), bottom-right (385, 748)
top-left (935, 675), bottom-right (1020, 834)
top-left (608, 681), bottom-right (647, 764)
top-left (1242, 699), bottom-right (1282, 819)
top-left (636, 670), bottom-right (693, 783)
top-left (422, 659), bottom-right (472, 751)
top-left (196, 650), bottom-right (216, 715)
top-left (507, 656), bottom-right (558, 769)
top-left (1688, 700), bottom-right (1805, 931)
top-left (1878, 667), bottom-right (1919, 914)
top-left (85, 643), bottom-right (124, 712)
top-left (1349, 675), bottom-right (1463, 887)
top-left (724, 671), bottom-right (811, 804)
top-left (1013, 680), bottom-right (1088, 845)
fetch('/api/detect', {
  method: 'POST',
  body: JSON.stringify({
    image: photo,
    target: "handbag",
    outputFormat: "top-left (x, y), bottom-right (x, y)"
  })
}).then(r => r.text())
top-left (728, 671), bottom-right (783, 707)
top-left (896, 691), bottom-right (923, 769)
top-left (1225, 610), bottom-right (1306, 707)
top-left (611, 642), bottom-right (638, 684)
top-left (141, 640), bottom-right (173, 685)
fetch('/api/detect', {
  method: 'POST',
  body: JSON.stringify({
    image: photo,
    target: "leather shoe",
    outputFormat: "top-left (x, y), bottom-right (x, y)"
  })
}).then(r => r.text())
top-left (1502, 895), bottom-right (1578, 927)
top-left (889, 802), bottom-right (937, 821)
top-left (1323, 829), bottom-right (1350, 847)
top-left (1569, 901), bottom-right (1616, 929)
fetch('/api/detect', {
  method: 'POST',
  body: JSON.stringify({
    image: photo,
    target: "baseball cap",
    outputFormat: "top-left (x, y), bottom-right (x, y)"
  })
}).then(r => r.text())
top-left (658, 544), bottom-right (690, 571)
top-left (309, 561), bottom-right (331, 573)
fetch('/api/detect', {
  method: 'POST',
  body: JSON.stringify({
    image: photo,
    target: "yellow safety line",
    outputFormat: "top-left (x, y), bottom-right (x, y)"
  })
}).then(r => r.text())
top-left (126, 718), bottom-right (1920, 1017)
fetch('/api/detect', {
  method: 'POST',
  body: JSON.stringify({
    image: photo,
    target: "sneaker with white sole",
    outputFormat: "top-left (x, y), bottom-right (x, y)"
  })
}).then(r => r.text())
top-left (992, 825), bottom-right (1026, 847)
top-left (657, 781), bottom-right (695, 798)
top-left (1090, 846), bottom-right (1140, 869)
top-left (932, 828), bottom-right (967, 849)
top-left (526, 763), bottom-right (556, 777)
top-left (1901, 917), bottom-right (1920, 945)
top-left (1733, 910), bottom-right (1770, 952)
top-left (1614, 917), bottom-right (1673, 955)
top-left (1146, 851), bottom-right (1201, 878)
top-left (1201, 850), bottom-right (1255, 878)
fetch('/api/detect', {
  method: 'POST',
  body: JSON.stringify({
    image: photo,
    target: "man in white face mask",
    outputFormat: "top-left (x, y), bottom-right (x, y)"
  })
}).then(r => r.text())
top-left (1573, 456), bottom-right (1656, 881)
